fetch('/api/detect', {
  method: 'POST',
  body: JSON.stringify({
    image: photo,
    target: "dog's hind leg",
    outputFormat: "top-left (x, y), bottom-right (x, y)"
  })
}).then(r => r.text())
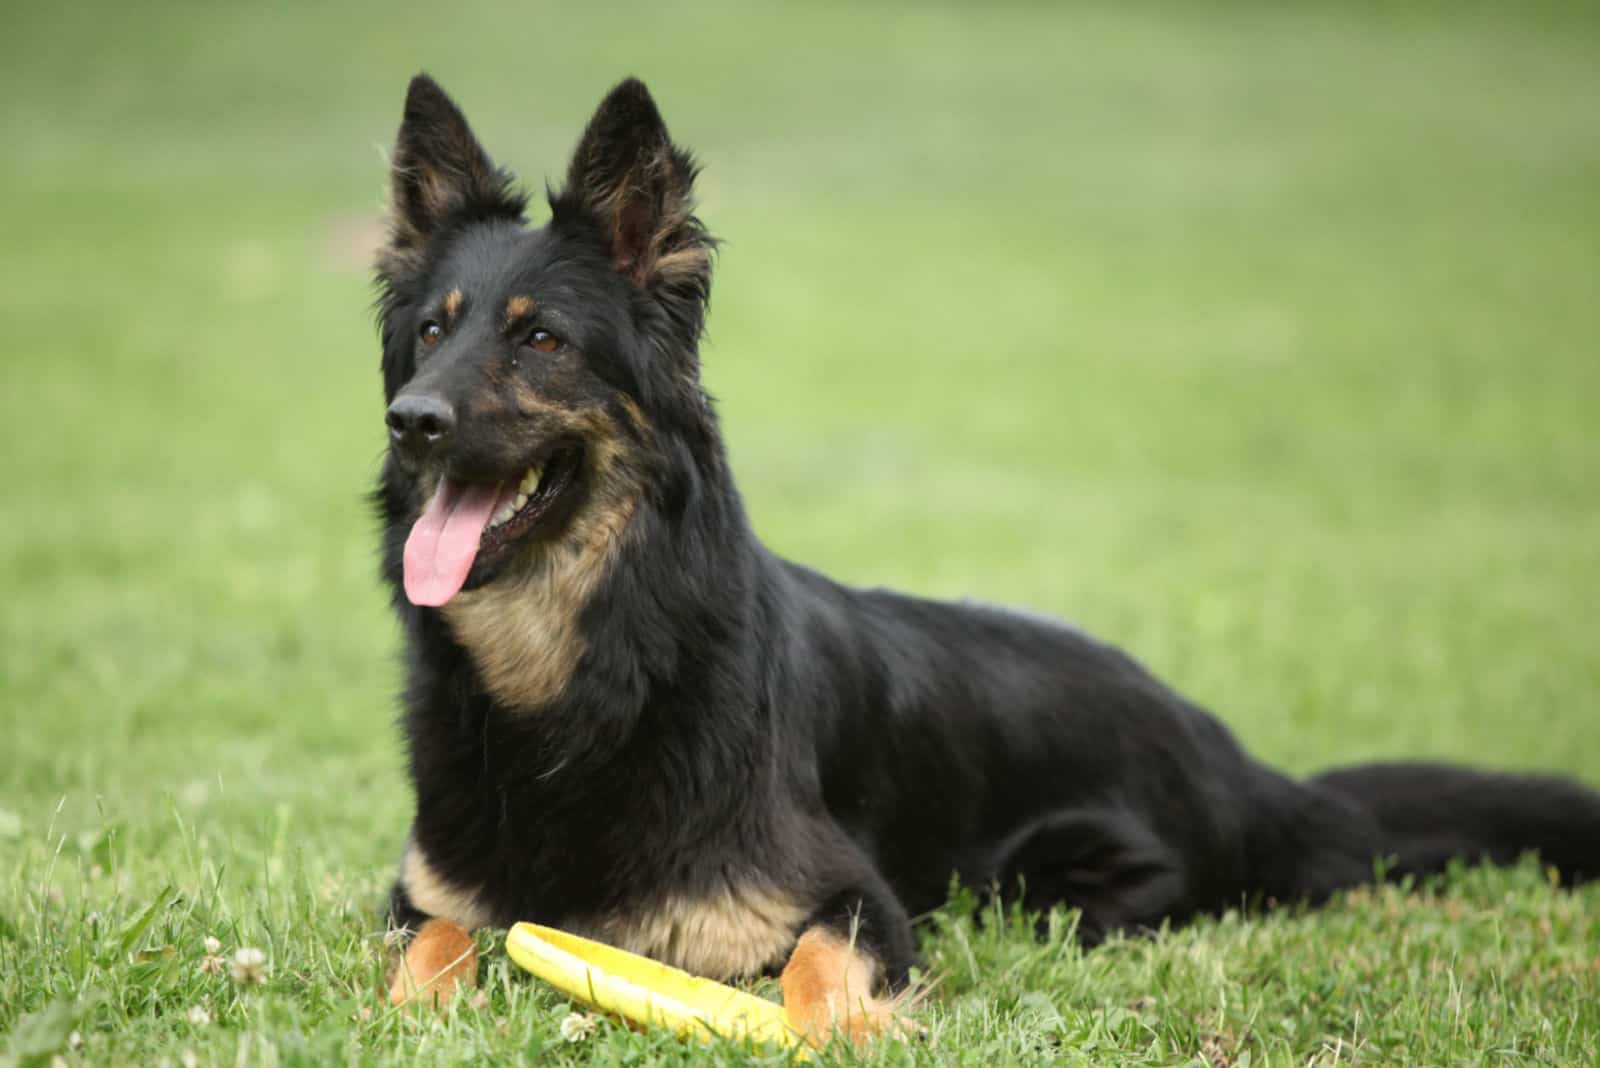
top-left (993, 807), bottom-right (1190, 945)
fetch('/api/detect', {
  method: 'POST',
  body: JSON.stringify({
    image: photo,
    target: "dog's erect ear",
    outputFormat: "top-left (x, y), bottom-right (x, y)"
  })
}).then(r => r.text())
top-left (378, 74), bottom-right (526, 280)
top-left (555, 78), bottom-right (712, 295)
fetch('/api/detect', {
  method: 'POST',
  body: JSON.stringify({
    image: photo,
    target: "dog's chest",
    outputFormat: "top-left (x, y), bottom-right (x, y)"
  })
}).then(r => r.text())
top-left (405, 838), bottom-right (804, 980)
top-left (569, 887), bottom-right (807, 981)
top-left (440, 554), bottom-right (594, 711)
top-left (440, 492), bottom-right (636, 712)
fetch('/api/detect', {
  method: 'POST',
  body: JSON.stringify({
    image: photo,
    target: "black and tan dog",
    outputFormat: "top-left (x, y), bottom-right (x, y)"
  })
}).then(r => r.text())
top-left (373, 74), bottom-right (1600, 1040)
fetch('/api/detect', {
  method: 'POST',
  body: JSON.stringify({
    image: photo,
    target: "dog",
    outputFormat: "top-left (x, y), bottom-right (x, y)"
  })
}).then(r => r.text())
top-left (372, 74), bottom-right (1600, 1041)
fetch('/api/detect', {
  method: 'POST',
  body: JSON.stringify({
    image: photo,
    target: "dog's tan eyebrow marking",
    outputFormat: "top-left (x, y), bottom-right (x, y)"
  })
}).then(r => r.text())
top-left (504, 295), bottom-right (536, 325)
top-left (443, 288), bottom-right (464, 323)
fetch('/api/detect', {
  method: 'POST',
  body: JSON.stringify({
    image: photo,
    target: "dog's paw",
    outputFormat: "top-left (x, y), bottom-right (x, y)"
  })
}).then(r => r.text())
top-left (779, 927), bottom-right (921, 1047)
top-left (388, 918), bottom-right (479, 1008)
top-left (791, 989), bottom-right (921, 1047)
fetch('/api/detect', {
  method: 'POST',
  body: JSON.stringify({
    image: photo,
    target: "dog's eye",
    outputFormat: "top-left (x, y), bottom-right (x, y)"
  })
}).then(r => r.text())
top-left (526, 330), bottom-right (561, 354)
top-left (418, 320), bottom-right (443, 345)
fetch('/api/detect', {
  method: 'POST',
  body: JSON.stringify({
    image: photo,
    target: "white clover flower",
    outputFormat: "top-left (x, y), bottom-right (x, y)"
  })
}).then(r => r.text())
top-left (199, 935), bottom-right (226, 975)
top-left (559, 1012), bottom-right (598, 1042)
top-left (230, 946), bottom-right (269, 984)
top-left (186, 1005), bottom-right (212, 1026)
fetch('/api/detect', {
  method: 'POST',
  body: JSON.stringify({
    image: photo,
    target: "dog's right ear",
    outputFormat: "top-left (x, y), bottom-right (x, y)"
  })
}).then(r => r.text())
top-left (377, 74), bottom-right (526, 283)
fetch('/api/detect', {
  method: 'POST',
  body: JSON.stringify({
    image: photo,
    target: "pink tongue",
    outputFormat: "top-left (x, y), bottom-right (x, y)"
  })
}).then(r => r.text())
top-left (403, 478), bottom-right (505, 606)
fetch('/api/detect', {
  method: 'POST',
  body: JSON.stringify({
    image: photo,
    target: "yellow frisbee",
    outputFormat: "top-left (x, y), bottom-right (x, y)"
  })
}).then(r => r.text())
top-left (505, 922), bottom-right (807, 1055)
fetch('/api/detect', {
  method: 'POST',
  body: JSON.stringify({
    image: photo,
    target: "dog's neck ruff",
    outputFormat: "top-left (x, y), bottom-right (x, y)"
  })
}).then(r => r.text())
top-left (440, 491), bottom-right (639, 713)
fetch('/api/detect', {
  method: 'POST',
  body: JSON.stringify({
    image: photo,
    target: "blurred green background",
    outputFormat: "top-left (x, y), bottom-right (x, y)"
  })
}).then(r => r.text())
top-left (2, 1), bottom-right (1598, 1063)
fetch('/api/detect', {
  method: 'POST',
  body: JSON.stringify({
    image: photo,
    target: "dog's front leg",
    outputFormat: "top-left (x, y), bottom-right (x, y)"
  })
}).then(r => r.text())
top-left (778, 871), bottom-right (923, 1046)
top-left (780, 925), bottom-right (915, 1045)
top-left (388, 918), bottom-right (479, 1007)
top-left (384, 841), bottom-right (485, 1007)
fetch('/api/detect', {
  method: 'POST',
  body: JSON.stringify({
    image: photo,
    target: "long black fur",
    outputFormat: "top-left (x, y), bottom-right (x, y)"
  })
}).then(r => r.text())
top-left (374, 74), bottom-right (1600, 984)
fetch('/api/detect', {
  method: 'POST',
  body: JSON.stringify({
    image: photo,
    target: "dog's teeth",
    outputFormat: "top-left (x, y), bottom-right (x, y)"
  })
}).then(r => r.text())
top-left (491, 501), bottom-right (516, 527)
top-left (513, 492), bottom-right (529, 510)
top-left (520, 466), bottom-right (541, 493)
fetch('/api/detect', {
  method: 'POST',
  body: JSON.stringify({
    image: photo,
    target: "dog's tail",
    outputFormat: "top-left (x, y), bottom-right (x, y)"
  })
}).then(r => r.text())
top-left (1307, 761), bottom-right (1600, 886)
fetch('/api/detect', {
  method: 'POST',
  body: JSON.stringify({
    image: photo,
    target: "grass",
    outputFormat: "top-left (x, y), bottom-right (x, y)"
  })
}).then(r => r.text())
top-left (3, 1), bottom-right (1598, 1064)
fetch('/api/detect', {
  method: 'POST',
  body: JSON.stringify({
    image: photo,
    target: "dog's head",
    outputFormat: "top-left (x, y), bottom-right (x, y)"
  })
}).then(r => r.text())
top-left (374, 75), bottom-right (714, 608)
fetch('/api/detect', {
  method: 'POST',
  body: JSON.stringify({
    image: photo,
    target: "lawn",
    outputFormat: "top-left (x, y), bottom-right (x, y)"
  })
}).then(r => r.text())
top-left (3, 1), bottom-right (1598, 1064)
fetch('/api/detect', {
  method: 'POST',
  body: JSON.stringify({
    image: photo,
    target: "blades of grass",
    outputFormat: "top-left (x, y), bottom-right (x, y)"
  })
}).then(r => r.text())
top-left (115, 884), bottom-right (176, 958)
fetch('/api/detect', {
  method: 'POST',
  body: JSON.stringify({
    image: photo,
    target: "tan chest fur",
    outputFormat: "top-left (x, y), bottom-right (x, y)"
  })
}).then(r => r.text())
top-left (440, 417), bottom-right (642, 712)
top-left (577, 885), bottom-right (808, 981)
top-left (440, 494), bottom-right (634, 711)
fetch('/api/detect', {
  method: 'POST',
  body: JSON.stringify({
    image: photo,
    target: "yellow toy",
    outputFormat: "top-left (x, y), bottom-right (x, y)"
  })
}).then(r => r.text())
top-left (505, 923), bottom-right (808, 1055)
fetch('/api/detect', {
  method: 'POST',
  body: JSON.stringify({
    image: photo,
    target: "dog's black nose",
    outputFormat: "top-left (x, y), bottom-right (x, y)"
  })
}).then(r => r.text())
top-left (386, 394), bottom-right (456, 459)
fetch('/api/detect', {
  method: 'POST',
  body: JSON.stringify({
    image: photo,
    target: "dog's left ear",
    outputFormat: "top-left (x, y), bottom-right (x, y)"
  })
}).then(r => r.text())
top-left (555, 78), bottom-right (712, 297)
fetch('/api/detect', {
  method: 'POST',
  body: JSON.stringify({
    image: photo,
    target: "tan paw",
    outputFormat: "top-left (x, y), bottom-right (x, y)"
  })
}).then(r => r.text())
top-left (388, 918), bottom-right (478, 1008)
top-left (779, 927), bottom-right (920, 1047)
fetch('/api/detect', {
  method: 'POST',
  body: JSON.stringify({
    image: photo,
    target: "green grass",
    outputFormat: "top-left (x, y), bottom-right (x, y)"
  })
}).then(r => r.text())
top-left (3, 1), bottom-right (1599, 1064)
